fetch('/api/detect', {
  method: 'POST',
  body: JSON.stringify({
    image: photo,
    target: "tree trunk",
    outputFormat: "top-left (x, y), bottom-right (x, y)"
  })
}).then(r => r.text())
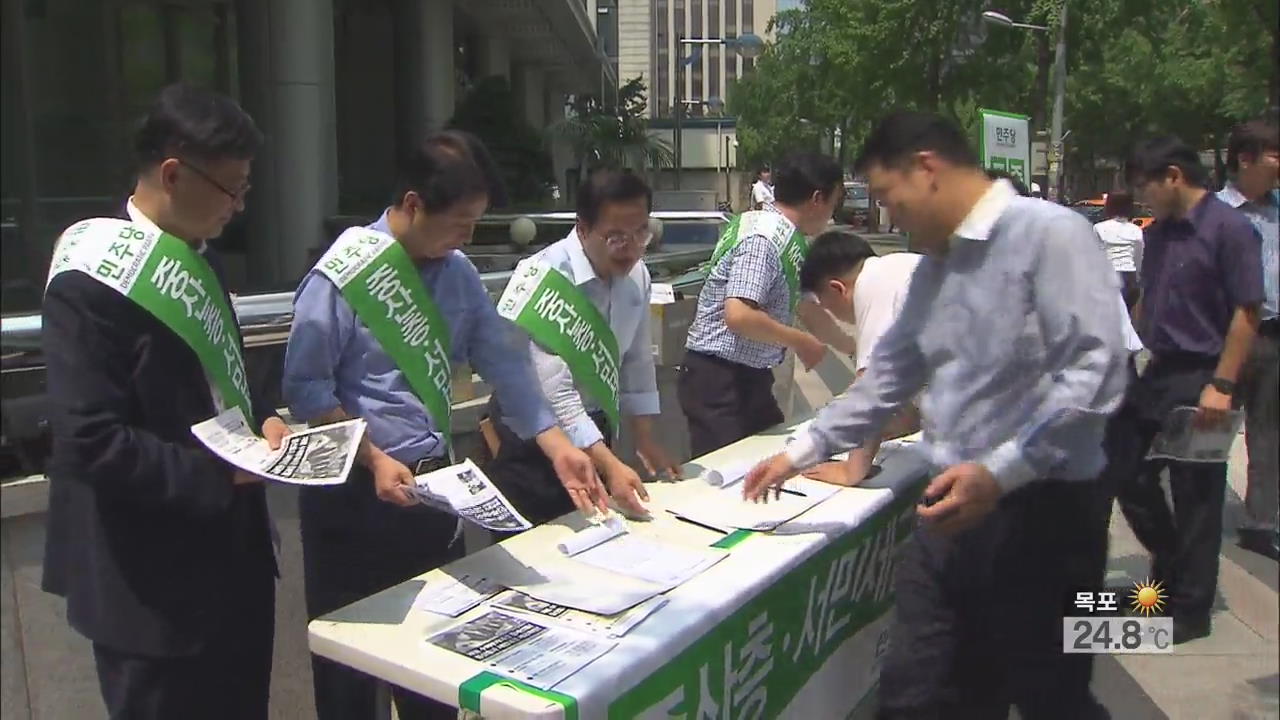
top-left (1031, 32), bottom-right (1052, 134)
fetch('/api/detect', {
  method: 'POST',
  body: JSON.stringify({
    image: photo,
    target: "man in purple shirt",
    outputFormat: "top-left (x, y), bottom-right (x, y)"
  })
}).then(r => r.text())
top-left (1100, 136), bottom-right (1264, 644)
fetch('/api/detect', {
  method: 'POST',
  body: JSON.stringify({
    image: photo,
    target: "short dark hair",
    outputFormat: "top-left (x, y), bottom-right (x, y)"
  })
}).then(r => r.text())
top-left (854, 111), bottom-right (977, 174)
top-left (392, 130), bottom-right (507, 212)
top-left (1226, 120), bottom-right (1279, 174)
top-left (575, 169), bottom-right (653, 225)
top-left (1125, 136), bottom-right (1209, 188)
top-left (134, 83), bottom-right (263, 168)
top-left (984, 168), bottom-right (1029, 197)
top-left (799, 230), bottom-right (878, 292)
top-left (772, 153), bottom-right (843, 205)
top-left (1104, 191), bottom-right (1135, 218)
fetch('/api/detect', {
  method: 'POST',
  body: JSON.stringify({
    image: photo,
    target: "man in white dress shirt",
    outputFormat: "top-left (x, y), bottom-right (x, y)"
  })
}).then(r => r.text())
top-left (1093, 191), bottom-right (1145, 309)
top-left (751, 167), bottom-right (774, 210)
top-left (795, 230), bottom-right (924, 486)
top-left (489, 170), bottom-right (682, 524)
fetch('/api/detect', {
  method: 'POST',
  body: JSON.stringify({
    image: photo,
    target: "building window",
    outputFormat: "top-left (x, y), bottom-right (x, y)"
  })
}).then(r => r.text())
top-left (2, 0), bottom-right (239, 314)
top-left (708, 0), bottom-right (720, 106)
top-left (653, 0), bottom-right (669, 117)
top-left (741, 0), bottom-right (754, 74)
top-left (725, 0), bottom-right (737, 85)
top-left (674, 0), bottom-right (686, 107)
top-left (690, 0), bottom-right (703, 111)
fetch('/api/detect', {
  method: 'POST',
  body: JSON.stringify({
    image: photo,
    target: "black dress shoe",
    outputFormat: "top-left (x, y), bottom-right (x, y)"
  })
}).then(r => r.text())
top-left (1173, 615), bottom-right (1211, 644)
top-left (1238, 528), bottom-right (1280, 561)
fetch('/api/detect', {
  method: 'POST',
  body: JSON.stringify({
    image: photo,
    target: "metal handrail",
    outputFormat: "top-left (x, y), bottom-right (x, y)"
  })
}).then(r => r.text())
top-left (0, 246), bottom-right (714, 368)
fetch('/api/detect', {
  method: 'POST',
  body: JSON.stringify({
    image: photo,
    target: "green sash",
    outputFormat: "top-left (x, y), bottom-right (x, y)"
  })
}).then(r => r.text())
top-left (47, 218), bottom-right (254, 422)
top-left (707, 210), bottom-right (809, 312)
top-left (497, 260), bottom-right (621, 430)
top-left (315, 228), bottom-right (454, 449)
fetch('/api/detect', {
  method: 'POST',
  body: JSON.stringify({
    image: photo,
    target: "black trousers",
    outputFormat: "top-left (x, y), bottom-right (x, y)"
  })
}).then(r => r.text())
top-left (1101, 354), bottom-right (1227, 620)
top-left (677, 350), bottom-right (784, 459)
top-left (484, 399), bottom-right (611, 529)
top-left (1118, 271), bottom-right (1140, 311)
top-left (92, 568), bottom-right (275, 720)
top-left (877, 481), bottom-right (1110, 720)
top-left (299, 465), bottom-right (464, 720)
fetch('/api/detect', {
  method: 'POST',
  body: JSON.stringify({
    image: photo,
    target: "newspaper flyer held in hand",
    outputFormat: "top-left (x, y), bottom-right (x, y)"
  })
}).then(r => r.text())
top-left (1146, 406), bottom-right (1245, 463)
top-left (426, 610), bottom-right (615, 689)
top-left (191, 407), bottom-right (365, 485)
top-left (410, 459), bottom-right (534, 533)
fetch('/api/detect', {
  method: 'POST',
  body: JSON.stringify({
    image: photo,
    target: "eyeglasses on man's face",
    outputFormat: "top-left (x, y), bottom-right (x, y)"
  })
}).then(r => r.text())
top-left (178, 158), bottom-right (252, 201)
top-left (601, 228), bottom-right (654, 249)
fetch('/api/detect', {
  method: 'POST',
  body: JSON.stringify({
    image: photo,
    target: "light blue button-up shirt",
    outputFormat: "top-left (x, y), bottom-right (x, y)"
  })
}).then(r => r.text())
top-left (787, 181), bottom-right (1129, 493)
top-left (1218, 183), bottom-right (1278, 320)
top-left (283, 210), bottom-right (556, 464)
top-left (505, 230), bottom-right (661, 449)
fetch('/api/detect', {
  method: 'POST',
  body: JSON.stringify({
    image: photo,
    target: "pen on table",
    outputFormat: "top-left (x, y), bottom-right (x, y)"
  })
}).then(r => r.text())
top-left (665, 510), bottom-right (728, 535)
top-left (775, 486), bottom-right (807, 498)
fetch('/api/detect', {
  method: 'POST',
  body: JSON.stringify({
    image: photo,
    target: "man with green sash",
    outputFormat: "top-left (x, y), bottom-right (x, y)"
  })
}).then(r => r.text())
top-left (680, 152), bottom-right (845, 457)
top-left (489, 169), bottom-right (682, 524)
top-left (282, 130), bottom-right (606, 720)
top-left (41, 84), bottom-right (285, 720)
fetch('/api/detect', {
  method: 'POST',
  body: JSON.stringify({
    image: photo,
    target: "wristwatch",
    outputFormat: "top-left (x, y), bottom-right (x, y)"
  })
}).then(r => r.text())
top-left (1209, 377), bottom-right (1236, 396)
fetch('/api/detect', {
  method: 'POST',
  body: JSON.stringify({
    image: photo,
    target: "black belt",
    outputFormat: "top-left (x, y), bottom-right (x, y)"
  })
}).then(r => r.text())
top-left (412, 456), bottom-right (450, 475)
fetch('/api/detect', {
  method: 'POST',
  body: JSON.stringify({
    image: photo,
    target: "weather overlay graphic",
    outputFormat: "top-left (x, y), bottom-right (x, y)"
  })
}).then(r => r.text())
top-left (1062, 581), bottom-right (1173, 654)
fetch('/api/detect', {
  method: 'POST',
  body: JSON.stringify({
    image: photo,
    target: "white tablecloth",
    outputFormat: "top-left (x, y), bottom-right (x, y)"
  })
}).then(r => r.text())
top-left (308, 421), bottom-right (929, 719)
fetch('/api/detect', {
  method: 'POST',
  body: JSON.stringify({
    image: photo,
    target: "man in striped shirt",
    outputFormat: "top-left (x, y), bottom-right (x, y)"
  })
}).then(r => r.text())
top-left (679, 152), bottom-right (844, 458)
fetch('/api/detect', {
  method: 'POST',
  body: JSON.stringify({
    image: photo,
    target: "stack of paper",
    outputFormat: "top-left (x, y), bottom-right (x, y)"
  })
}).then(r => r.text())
top-left (412, 573), bottom-right (503, 618)
top-left (491, 591), bottom-right (667, 638)
top-left (426, 610), bottom-right (616, 689)
top-left (668, 468), bottom-right (842, 532)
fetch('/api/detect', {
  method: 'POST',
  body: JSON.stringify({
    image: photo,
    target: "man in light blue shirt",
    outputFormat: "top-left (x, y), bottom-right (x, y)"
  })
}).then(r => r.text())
top-left (745, 112), bottom-right (1125, 719)
top-left (1219, 119), bottom-right (1279, 560)
top-left (282, 131), bottom-right (604, 720)
top-left (489, 170), bottom-right (682, 524)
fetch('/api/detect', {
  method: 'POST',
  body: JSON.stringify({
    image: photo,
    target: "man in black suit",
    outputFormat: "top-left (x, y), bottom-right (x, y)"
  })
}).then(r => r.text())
top-left (41, 83), bottom-right (288, 720)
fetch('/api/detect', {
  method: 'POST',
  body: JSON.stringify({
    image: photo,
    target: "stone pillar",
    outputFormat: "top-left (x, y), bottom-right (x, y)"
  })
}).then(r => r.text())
top-left (421, 0), bottom-right (455, 130)
top-left (268, 0), bottom-right (340, 282)
top-left (514, 65), bottom-right (546, 129)
top-left (236, 0), bottom-right (338, 287)
top-left (478, 33), bottom-right (510, 81)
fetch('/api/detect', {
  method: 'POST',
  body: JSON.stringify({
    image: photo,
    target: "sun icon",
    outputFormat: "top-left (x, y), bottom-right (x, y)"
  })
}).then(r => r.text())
top-left (1129, 579), bottom-right (1167, 616)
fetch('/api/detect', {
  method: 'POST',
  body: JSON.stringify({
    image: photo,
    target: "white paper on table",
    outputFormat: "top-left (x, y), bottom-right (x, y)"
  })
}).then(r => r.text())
top-left (571, 533), bottom-right (727, 590)
top-left (191, 407), bottom-right (364, 486)
top-left (1146, 406), bottom-right (1244, 463)
top-left (670, 475), bottom-right (842, 531)
top-left (507, 568), bottom-right (665, 616)
top-left (491, 591), bottom-right (668, 638)
top-left (426, 610), bottom-right (616, 689)
top-left (649, 283), bottom-right (676, 305)
top-left (412, 573), bottom-right (503, 618)
top-left (556, 515), bottom-right (629, 555)
top-left (411, 459), bottom-right (533, 532)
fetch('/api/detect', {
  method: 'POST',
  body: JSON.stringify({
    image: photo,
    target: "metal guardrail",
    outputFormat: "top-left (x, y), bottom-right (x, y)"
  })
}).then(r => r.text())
top-left (0, 246), bottom-right (715, 369)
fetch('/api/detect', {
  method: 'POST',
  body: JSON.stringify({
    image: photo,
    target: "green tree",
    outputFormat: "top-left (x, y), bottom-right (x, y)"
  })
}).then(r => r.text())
top-left (546, 77), bottom-right (673, 172)
top-left (448, 76), bottom-right (553, 207)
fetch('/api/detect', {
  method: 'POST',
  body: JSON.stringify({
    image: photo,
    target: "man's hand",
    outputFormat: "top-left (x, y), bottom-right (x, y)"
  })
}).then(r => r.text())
top-left (916, 462), bottom-right (1002, 535)
top-left (261, 416), bottom-right (292, 451)
top-left (743, 453), bottom-right (798, 502)
top-left (550, 445), bottom-right (611, 516)
top-left (1194, 384), bottom-right (1232, 430)
top-left (371, 454), bottom-right (418, 508)
top-left (802, 448), bottom-right (874, 487)
top-left (793, 332), bottom-right (827, 371)
top-left (602, 460), bottom-right (651, 518)
top-left (635, 435), bottom-right (682, 481)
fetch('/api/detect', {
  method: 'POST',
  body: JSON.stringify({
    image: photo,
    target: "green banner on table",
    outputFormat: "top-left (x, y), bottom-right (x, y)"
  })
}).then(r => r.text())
top-left (459, 671), bottom-right (578, 720)
top-left (607, 484), bottom-right (924, 719)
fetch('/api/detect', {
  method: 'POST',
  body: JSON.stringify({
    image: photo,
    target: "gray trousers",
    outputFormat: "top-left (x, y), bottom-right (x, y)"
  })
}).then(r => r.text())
top-left (1242, 331), bottom-right (1279, 531)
